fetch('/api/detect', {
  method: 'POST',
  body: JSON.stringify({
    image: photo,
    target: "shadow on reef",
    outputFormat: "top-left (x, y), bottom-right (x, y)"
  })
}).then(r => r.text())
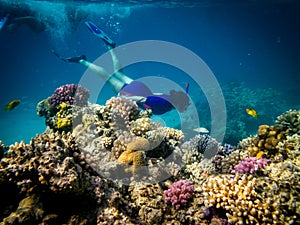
top-left (0, 84), bottom-right (299, 224)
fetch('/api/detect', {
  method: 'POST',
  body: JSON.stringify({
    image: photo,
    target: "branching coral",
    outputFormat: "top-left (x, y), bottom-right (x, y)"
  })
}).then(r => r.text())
top-left (275, 109), bottom-right (300, 137)
top-left (48, 84), bottom-right (90, 108)
top-left (231, 157), bottom-right (269, 174)
top-left (130, 117), bottom-right (158, 136)
top-left (164, 180), bottom-right (194, 210)
top-left (106, 97), bottom-right (141, 130)
top-left (0, 140), bottom-right (7, 160)
top-left (201, 173), bottom-right (289, 224)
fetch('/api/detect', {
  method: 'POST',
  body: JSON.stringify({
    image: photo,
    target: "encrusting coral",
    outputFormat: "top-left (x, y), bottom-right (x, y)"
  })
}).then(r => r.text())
top-left (0, 132), bottom-right (93, 223)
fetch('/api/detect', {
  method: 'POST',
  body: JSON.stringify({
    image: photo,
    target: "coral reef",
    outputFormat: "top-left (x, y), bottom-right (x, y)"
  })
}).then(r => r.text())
top-left (164, 180), bottom-right (194, 210)
top-left (2, 84), bottom-right (300, 224)
top-left (0, 132), bottom-right (108, 224)
top-left (36, 84), bottom-right (89, 133)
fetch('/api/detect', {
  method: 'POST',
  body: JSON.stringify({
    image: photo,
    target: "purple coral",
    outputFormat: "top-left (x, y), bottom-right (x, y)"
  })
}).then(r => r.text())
top-left (231, 157), bottom-right (270, 174)
top-left (48, 84), bottom-right (90, 108)
top-left (164, 180), bottom-right (194, 210)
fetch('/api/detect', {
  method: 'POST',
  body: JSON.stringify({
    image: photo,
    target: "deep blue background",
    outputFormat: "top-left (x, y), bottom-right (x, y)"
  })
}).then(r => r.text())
top-left (0, 1), bottom-right (299, 144)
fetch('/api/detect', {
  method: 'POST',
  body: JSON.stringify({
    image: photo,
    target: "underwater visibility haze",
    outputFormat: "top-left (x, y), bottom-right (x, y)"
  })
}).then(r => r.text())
top-left (0, 0), bottom-right (299, 224)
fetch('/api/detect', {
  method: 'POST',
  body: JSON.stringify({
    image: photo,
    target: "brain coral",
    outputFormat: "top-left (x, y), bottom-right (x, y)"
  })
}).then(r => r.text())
top-left (118, 137), bottom-right (150, 166)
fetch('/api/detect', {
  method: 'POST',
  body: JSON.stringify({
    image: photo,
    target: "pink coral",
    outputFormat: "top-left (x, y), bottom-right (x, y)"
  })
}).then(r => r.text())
top-left (231, 157), bottom-right (269, 174)
top-left (163, 180), bottom-right (194, 210)
top-left (48, 84), bottom-right (89, 108)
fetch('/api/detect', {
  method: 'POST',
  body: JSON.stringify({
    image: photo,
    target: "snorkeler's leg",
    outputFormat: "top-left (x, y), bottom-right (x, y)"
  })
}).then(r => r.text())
top-left (79, 59), bottom-right (110, 79)
top-left (107, 46), bottom-right (133, 84)
top-left (79, 59), bottom-right (125, 93)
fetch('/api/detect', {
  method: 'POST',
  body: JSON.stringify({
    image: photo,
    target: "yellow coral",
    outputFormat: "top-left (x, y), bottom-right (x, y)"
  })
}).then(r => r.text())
top-left (201, 172), bottom-right (296, 224)
top-left (117, 137), bottom-right (150, 166)
top-left (118, 150), bottom-right (145, 166)
top-left (127, 137), bottom-right (150, 152)
top-left (54, 103), bottom-right (72, 130)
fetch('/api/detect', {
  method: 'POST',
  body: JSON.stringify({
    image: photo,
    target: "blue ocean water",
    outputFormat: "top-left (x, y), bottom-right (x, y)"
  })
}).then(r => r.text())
top-left (0, 0), bottom-right (299, 145)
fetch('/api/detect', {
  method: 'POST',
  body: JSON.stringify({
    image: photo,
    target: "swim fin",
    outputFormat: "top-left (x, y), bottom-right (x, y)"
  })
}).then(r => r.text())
top-left (85, 21), bottom-right (116, 48)
top-left (66, 55), bottom-right (86, 63)
top-left (52, 50), bottom-right (86, 63)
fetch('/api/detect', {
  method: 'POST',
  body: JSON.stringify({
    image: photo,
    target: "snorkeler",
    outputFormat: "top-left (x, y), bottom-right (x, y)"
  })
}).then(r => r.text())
top-left (0, 14), bottom-right (45, 33)
top-left (53, 22), bottom-right (190, 115)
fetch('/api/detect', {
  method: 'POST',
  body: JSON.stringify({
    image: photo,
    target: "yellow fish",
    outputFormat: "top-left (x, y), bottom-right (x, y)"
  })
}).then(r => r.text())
top-left (4, 100), bottom-right (20, 111)
top-left (246, 108), bottom-right (259, 118)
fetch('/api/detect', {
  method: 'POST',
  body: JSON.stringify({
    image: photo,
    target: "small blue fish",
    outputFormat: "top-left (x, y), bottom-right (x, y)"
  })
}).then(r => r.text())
top-left (185, 83), bottom-right (189, 94)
